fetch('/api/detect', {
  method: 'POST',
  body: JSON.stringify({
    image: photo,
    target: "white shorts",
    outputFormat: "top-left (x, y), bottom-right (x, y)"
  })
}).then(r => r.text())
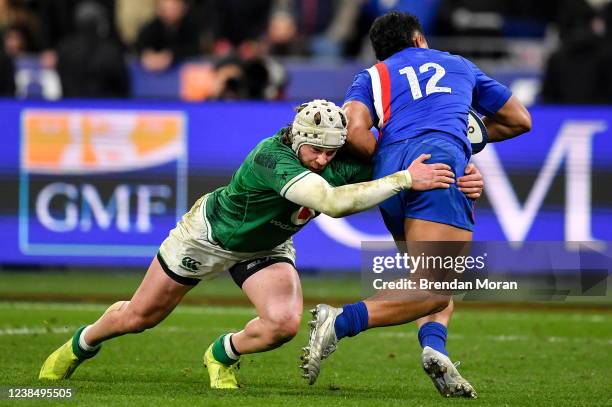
top-left (157, 194), bottom-right (296, 285)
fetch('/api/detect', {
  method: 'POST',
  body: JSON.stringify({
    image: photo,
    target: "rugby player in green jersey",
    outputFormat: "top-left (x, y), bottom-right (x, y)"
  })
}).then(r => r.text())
top-left (38, 99), bottom-right (481, 389)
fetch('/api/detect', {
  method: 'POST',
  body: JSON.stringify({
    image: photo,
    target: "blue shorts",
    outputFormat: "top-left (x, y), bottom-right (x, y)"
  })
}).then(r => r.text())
top-left (373, 135), bottom-right (475, 235)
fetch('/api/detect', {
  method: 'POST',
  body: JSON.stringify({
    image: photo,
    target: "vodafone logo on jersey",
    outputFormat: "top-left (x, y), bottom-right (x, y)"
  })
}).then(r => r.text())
top-left (291, 207), bottom-right (316, 225)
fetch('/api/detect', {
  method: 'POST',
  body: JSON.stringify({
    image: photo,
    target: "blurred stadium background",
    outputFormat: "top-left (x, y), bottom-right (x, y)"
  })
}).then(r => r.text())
top-left (0, 0), bottom-right (611, 405)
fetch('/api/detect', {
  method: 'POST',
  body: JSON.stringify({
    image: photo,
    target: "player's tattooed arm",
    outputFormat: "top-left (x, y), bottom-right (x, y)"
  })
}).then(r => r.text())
top-left (482, 95), bottom-right (532, 142)
top-left (343, 100), bottom-right (377, 161)
top-left (284, 154), bottom-right (454, 218)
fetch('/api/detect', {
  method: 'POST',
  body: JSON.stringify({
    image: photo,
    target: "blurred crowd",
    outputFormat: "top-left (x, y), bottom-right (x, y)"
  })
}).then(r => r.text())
top-left (1, 0), bottom-right (612, 103)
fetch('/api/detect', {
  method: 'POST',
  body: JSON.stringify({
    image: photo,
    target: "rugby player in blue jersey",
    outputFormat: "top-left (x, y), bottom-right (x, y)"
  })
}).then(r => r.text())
top-left (302, 11), bottom-right (532, 398)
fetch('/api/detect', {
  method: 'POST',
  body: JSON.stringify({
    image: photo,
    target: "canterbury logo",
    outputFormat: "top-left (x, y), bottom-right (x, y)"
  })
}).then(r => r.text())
top-left (180, 256), bottom-right (201, 272)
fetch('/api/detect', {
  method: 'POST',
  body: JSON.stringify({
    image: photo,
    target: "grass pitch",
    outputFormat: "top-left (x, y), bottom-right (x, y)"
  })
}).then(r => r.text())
top-left (0, 272), bottom-right (611, 406)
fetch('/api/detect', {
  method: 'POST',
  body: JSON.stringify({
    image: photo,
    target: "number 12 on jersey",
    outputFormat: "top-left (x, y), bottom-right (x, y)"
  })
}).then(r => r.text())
top-left (399, 62), bottom-right (452, 100)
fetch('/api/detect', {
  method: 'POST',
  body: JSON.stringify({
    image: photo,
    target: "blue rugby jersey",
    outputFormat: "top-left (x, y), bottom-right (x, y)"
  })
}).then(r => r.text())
top-left (344, 47), bottom-right (512, 152)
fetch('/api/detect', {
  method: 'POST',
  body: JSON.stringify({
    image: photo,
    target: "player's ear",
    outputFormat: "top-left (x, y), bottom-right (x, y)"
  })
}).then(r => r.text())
top-left (413, 32), bottom-right (428, 49)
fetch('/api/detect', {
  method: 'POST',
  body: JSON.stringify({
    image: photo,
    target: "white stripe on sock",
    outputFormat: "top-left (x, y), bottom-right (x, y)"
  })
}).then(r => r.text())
top-left (79, 325), bottom-right (100, 352)
top-left (223, 333), bottom-right (239, 360)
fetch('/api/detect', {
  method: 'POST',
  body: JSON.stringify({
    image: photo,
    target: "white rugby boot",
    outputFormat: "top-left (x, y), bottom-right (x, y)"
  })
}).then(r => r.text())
top-left (299, 304), bottom-right (341, 385)
top-left (422, 346), bottom-right (477, 398)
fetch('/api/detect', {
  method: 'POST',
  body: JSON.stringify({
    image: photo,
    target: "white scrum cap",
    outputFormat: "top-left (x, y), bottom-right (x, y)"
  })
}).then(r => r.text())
top-left (290, 99), bottom-right (348, 154)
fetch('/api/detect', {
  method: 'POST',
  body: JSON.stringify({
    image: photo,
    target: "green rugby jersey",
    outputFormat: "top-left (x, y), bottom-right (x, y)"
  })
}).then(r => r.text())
top-left (205, 129), bottom-right (372, 252)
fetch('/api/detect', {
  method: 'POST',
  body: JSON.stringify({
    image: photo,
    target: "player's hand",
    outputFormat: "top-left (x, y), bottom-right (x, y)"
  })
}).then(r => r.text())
top-left (458, 163), bottom-right (484, 199)
top-left (407, 154), bottom-right (455, 191)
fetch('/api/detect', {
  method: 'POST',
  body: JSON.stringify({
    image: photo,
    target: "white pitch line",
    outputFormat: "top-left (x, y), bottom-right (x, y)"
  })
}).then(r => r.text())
top-left (1, 303), bottom-right (608, 321)
top-left (0, 325), bottom-right (239, 336)
top-left (453, 312), bottom-right (611, 323)
top-left (2, 324), bottom-right (611, 346)
top-left (0, 326), bottom-right (75, 336)
top-left (0, 302), bottom-right (256, 316)
top-left (375, 332), bottom-right (612, 345)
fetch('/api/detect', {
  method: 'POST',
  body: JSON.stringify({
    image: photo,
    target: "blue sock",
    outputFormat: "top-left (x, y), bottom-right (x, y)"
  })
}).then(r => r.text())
top-left (418, 322), bottom-right (448, 356)
top-left (334, 301), bottom-right (369, 340)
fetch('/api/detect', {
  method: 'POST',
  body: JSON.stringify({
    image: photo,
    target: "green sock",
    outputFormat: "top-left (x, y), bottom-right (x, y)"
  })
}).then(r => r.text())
top-left (71, 326), bottom-right (101, 360)
top-left (211, 334), bottom-right (239, 366)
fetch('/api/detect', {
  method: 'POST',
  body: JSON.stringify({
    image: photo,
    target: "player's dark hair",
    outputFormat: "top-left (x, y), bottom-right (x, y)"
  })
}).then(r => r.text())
top-left (280, 125), bottom-right (292, 146)
top-left (369, 11), bottom-right (424, 61)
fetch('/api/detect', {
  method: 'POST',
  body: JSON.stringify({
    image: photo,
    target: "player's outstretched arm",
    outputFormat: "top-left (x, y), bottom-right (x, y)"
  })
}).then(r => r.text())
top-left (284, 154), bottom-right (454, 218)
top-left (343, 100), bottom-right (377, 160)
top-left (482, 95), bottom-right (532, 142)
